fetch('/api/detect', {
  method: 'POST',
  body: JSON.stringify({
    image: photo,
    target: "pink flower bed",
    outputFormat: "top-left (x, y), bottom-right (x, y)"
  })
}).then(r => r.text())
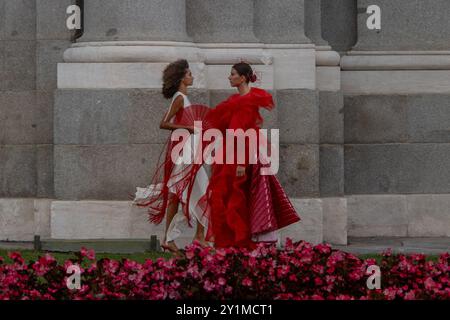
top-left (0, 240), bottom-right (448, 300)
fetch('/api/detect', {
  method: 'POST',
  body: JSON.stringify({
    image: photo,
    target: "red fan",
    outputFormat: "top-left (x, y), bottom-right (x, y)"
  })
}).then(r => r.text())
top-left (176, 104), bottom-right (213, 130)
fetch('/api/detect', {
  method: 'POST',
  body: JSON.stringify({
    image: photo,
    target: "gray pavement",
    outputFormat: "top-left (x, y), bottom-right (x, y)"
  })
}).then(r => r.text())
top-left (332, 237), bottom-right (450, 255)
top-left (0, 237), bottom-right (449, 255)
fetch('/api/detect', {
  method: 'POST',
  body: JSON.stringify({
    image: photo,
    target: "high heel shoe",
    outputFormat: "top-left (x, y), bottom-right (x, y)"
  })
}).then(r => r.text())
top-left (161, 243), bottom-right (175, 253)
top-left (161, 240), bottom-right (183, 257)
top-left (192, 239), bottom-right (212, 249)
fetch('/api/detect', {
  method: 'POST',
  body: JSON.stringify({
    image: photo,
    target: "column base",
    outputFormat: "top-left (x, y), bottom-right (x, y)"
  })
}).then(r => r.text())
top-left (342, 51), bottom-right (450, 94)
top-left (2, 195), bottom-right (449, 246)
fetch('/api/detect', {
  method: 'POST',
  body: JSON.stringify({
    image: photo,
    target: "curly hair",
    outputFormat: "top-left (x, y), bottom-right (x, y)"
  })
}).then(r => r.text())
top-left (232, 62), bottom-right (257, 83)
top-left (162, 59), bottom-right (189, 99)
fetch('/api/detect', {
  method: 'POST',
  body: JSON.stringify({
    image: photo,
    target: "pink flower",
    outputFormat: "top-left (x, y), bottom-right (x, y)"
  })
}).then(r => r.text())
top-left (330, 251), bottom-right (345, 263)
top-left (285, 238), bottom-right (294, 250)
top-left (404, 290), bottom-right (416, 300)
top-left (383, 288), bottom-right (397, 300)
top-left (214, 250), bottom-right (226, 261)
top-left (225, 286), bottom-right (233, 294)
top-left (170, 280), bottom-right (181, 290)
top-left (248, 256), bottom-right (257, 268)
top-left (0, 239), bottom-right (446, 300)
top-left (86, 250), bottom-right (95, 260)
top-left (203, 279), bottom-right (215, 292)
top-left (124, 259), bottom-right (138, 270)
top-left (80, 247), bottom-right (96, 260)
top-left (424, 277), bottom-right (437, 290)
top-left (201, 254), bottom-right (214, 266)
top-left (87, 263), bottom-right (97, 273)
top-left (315, 243), bottom-right (332, 255)
top-left (218, 277), bottom-right (227, 286)
top-left (364, 258), bottom-right (377, 266)
top-left (185, 249), bottom-right (195, 260)
top-left (383, 249), bottom-right (393, 257)
top-left (104, 259), bottom-right (120, 274)
top-left (312, 264), bottom-right (324, 274)
top-left (8, 252), bottom-right (24, 264)
top-left (349, 271), bottom-right (363, 281)
top-left (31, 262), bottom-right (48, 277)
top-left (242, 277), bottom-right (253, 287)
top-left (277, 265), bottom-right (290, 278)
top-left (314, 277), bottom-right (323, 286)
top-left (336, 295), bottom-right (353, 300)
top-left (187, 264), bottom-right (200, 278)
top-left (299, 254), bottom-right (313, 264)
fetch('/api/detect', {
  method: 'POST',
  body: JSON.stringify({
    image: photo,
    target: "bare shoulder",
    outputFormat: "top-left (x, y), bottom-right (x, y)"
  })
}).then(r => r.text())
top-left (171, 95), bottom-right (184, 110)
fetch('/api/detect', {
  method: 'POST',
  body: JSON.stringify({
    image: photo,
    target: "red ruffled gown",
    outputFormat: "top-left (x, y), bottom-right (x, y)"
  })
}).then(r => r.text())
top-left (192, 87), bottom-right (301, 249)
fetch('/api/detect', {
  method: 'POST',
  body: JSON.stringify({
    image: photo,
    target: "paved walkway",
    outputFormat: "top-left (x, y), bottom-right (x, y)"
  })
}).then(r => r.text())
top-left (0, 241), bottom-right (34, 251)
top-left (333, 237), bottom-right (450, 255)
top-left (1, 237), bottom-right (449, 255)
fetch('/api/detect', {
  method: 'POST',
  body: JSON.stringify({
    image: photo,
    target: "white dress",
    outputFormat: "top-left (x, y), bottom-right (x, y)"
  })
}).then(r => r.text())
top-left (133, 91), bottom-right (209, 242)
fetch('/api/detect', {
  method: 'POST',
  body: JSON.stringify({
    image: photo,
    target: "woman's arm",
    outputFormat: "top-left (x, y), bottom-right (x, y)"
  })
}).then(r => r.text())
top-left (159, 96), bottom-right (195, 133)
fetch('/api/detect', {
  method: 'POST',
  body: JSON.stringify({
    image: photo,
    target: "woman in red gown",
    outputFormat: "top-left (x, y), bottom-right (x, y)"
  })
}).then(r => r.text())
top-left (192, 62), bottom-right (301, 249)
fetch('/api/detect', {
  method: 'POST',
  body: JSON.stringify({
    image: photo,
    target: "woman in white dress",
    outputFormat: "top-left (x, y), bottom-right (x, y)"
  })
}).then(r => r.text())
top-left (132, 59), bottom-right (209, 255)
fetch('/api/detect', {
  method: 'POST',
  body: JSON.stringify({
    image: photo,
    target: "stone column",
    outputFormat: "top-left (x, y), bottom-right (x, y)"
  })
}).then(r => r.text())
top-left (341, 0), bottom-right (450, 238)
top-left (305, 0), bottom-right (328, 46)
top-left (53, 0), bottom-right (209, 241)
top-left (0, 0), bottom-right (38, 242)
top-left (62, 0), bottom-right (204, 85)
top-left (187, 0), bottom-right (258, 43)
top-left (80, 0), bottom-right (191, 42)
top-left (305, 0), bottom-right (346, 245)
top-left (321, 0), bottom-right (358, 54)
top-left (186, 0), bottom-right (273, 93)
top-left (254, 0), bottom-right (322, 244)
top-left (254, 0), bottom-right (310, 44)
top-left (0, 0), bottom-right (74, 241)
top-left (353, 0), bottom-right (450, 51)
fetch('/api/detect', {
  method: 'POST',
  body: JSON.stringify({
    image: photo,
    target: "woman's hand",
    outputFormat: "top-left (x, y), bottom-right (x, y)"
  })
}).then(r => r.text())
top-left (236, 165), bottom-right (246, 177)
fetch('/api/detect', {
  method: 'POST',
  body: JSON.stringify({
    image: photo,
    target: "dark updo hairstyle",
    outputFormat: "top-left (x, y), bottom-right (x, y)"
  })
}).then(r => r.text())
top-left (162, 59), bottom-right (189, 99)
top-left (232, 62), bottom-right (257, 83)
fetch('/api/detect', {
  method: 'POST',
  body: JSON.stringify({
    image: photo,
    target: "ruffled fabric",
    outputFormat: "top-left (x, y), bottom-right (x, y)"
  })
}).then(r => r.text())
top-left (131, 87), bottom-right (301, 250)
top-left (191, 87), bottom-right (300, 249)
top-left (130, 107), bottom-right (208, 227)
top-left (206, 87), bottom-right (274, 132)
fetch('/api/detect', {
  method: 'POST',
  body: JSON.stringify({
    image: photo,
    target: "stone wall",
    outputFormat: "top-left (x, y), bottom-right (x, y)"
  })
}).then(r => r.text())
top-left (1, 0), bottom-right (449, 244)
top-left (341, 0), bottom-right (450, 237)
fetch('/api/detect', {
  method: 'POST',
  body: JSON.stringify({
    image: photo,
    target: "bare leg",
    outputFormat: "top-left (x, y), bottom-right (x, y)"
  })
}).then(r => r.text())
top-left (193, 221), bottom-right (209, 247)
top-left (162, 193), bottom-right (181, 253)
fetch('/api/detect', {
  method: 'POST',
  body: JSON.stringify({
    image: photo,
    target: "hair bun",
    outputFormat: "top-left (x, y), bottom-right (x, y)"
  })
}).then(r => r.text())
top-left (249, 73), bottom-right (257, 83)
